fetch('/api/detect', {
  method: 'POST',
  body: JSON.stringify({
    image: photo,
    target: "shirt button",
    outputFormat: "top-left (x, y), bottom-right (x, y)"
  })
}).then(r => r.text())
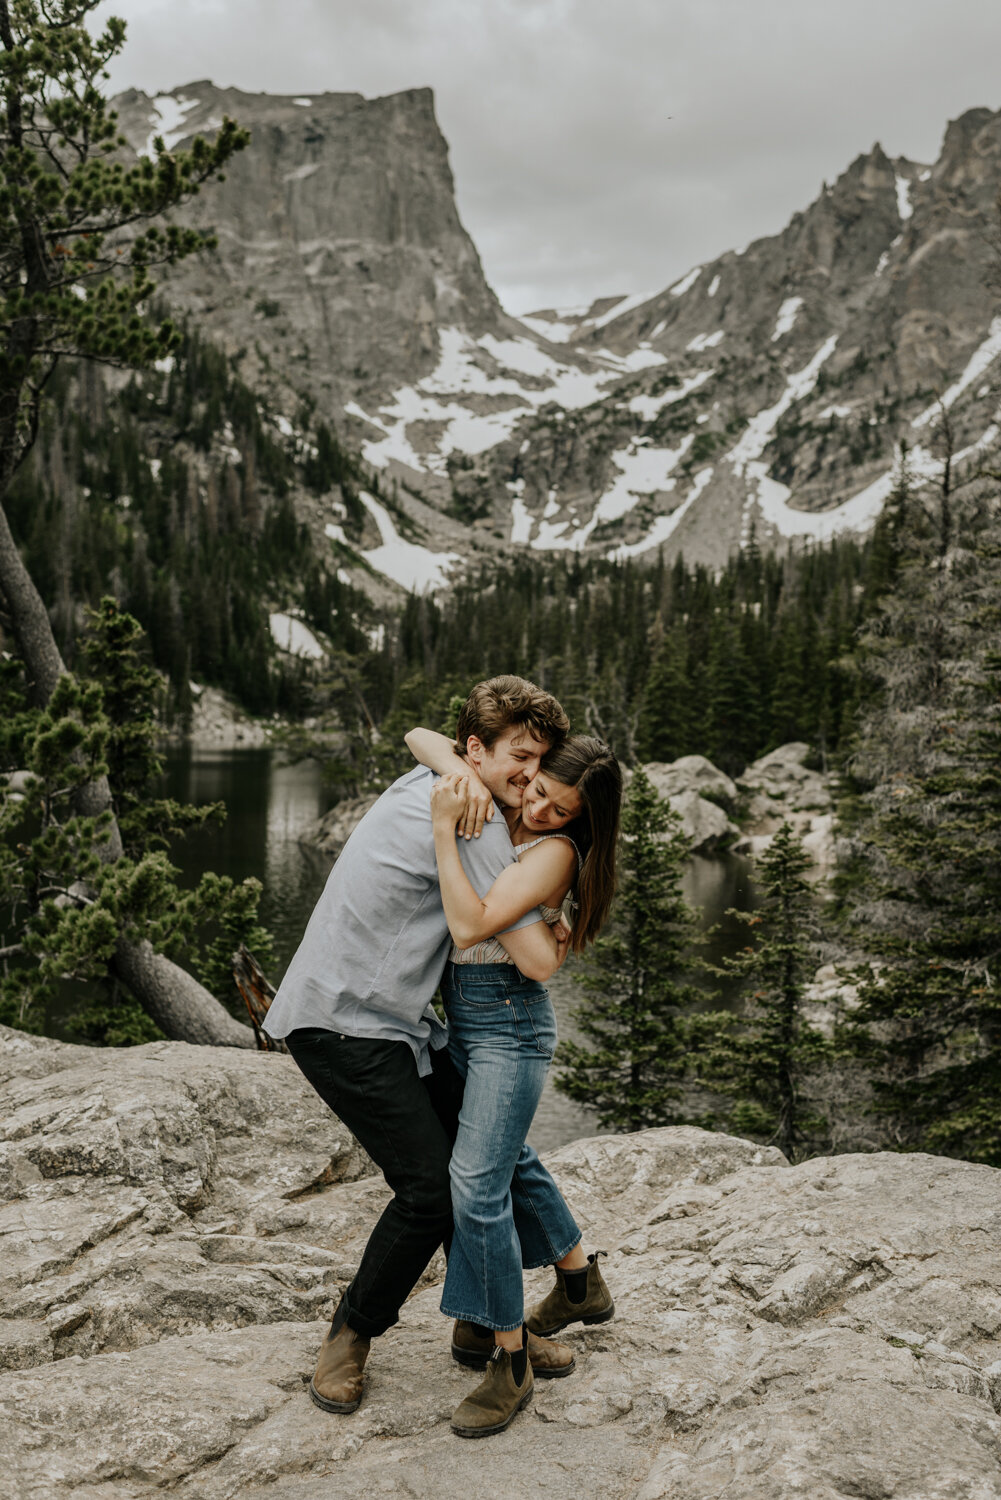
top-left (505, 1000), bottom-right (510, 1005)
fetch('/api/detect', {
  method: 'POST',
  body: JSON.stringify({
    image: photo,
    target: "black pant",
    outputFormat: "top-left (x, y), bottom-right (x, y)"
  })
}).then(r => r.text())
top-left (285, 1027), bottom-right (464, 1339)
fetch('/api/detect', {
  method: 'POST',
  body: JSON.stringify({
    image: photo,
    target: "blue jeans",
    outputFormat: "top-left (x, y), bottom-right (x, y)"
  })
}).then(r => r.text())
top-left (439, 962), bottom-right (581, 1332)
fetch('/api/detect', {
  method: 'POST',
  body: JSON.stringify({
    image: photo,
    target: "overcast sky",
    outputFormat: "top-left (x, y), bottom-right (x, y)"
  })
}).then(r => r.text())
top-left (95, 0), bottom-right (1001, 315)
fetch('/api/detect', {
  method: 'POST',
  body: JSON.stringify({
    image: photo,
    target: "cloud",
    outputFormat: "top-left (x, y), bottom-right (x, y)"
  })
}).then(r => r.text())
top-left (96, 0), bottom-right (1001, 311)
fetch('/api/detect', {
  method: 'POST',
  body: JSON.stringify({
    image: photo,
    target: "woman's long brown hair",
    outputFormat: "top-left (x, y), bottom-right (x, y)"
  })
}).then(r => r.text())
top-left (539, 735), bottom-right (622, 952)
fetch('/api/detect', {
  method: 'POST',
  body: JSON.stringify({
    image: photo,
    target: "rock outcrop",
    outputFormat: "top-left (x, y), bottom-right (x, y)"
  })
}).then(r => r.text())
top-left (299, 792), bottom-right (379, 858)
top-left (174, 685), bottom-right (271, 750)
top-left (112, 84), bottom-right (504, 405)
top-left (3, 1025), bottom-right (1001, 1498)
top-left (734, 741), bottom-right (836, 869)
top-left (0, 1027), bottom-right (375, 1372)
top-left (643, 755), bottom-right (740, 852)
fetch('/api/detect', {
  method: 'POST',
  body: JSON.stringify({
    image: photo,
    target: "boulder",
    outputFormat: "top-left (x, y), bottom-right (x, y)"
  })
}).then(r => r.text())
top-left (637, 757), bottom-right (739, 853)
top-left (735, 741), bottom-right (837, 869)
top-left (175, 685), bottom-right (271, 750)
top-left (0, 1027), bottom-right (375, 1369)
top-left (666, 788), bottom-right (739, 853)
top-left (300, 793), bottom-right (379, 857)
top-left (3, 1027), bottom-right (1001, 1499)
top-left (740, 742), bottom-right (831, 812)
top-left (643, 756), bottom-right (738, 807)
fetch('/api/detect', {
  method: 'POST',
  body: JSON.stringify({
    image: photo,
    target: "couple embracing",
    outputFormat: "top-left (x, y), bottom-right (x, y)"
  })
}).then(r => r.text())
top-left (264, 675), bottom-right (622, 1438)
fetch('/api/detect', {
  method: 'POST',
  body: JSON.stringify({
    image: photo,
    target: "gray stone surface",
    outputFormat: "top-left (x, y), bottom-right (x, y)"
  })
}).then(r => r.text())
top-left (644, 756), bottom-right (738, 807)
top-left (184, 685), bottom-right (271, 750)
top-left (639, 757), bottom-right (740, 852)
top-left (734, 741), bottom-right (837, 869)
top-left (3, 1029), bottom-right (1000, 1498)
top-left (665, 788), bottom-right (739, 853)
top-left (0, 1027), bottom-right (374, 1370)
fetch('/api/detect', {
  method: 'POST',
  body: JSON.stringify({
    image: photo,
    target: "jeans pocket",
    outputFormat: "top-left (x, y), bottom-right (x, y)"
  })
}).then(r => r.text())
top-left (453, 975), bottom-right (509, 1008)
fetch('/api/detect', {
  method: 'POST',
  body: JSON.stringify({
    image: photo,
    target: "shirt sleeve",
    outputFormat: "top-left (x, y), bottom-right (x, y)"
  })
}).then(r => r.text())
top-left (456, 819), bottom-right (544, 934)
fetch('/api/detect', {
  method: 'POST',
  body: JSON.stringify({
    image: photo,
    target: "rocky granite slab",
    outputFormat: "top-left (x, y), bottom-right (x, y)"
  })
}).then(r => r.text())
top-left (2, 1028), bottom-right (1000, 1498)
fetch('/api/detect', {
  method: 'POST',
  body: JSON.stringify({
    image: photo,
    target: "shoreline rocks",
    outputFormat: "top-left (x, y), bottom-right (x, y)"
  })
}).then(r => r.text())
top-left (160, 685), bottom-right (272, 751)
top-left (642, 756), bottom-right (740, 854)
top-left (733, 741), bottom-right (836, 870)
top-left (298, 792), bottom-right (379, 858)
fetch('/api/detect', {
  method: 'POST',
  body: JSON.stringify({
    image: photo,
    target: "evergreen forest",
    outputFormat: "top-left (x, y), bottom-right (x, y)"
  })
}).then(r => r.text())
top-left (4, 333), bottom-right (883, 781)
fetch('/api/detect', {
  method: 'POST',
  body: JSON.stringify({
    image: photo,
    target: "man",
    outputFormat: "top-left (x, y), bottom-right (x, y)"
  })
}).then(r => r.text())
top-left (264, 675), bottom-right (578, 1414)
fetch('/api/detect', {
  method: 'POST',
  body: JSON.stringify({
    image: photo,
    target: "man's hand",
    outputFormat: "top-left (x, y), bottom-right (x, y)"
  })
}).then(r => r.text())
top-left (552, 916), bottom-right (572, 971)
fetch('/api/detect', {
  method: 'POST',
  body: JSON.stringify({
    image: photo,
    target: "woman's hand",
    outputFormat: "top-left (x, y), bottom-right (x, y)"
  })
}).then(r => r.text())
top-left (456, 767), bottom-right (494, 840)
top-left (407, 728), bottom-right (494, 838)
top-left (431, 772), bottom-right (472, 831)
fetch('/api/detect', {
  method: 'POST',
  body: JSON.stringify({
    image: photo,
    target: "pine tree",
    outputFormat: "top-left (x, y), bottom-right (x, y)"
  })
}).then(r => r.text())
top-left (554, 769), bottom-right (704, 1130)
top-left (0, 603), bottom-right (274, 1042)
top-left (637, 619), bottom-right (691, 762)
top-left (695, 823), bottom-right (830, 1160)
top-left (842, 449), bottom-right (1001, 1163)
top-left (0, 4), bottom-right (251, 1045)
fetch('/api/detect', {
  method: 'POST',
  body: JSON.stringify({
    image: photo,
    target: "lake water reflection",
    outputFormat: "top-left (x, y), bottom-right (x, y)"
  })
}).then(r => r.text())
top-left (162, 748), bottom-right (759, 1153)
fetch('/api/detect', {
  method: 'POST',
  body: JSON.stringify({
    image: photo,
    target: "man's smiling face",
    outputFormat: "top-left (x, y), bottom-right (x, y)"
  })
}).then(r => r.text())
top-left (465, 727), bottom-right (551, 810)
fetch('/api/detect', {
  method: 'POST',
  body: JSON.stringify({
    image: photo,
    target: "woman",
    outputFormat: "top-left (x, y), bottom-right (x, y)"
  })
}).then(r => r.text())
top-left (407, 729), bottom-right (622, 1437)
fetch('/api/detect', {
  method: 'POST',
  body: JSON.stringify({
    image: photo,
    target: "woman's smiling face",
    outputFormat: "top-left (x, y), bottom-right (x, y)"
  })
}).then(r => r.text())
top-left (521, 772), bottom-right (583, 832)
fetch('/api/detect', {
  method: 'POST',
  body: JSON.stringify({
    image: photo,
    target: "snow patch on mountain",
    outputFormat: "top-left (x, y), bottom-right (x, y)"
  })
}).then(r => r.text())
top-left (141, 94), bottom-right (199, 157)
top-left (599, 345), bottom-right (669, 372)
top-left (627, 369), bottom-right (715, 421)
top-left (895, 175), bottom-right (913, 221)
top-left (771, 297), bottom-right (804, 342)
top-left (357, 492), bottom-right (460, 593)
top-left (269, 613), bottom-right (325, 660)
top-left (586, 291), bottom-right (656, 330)
top-left (874, 234), bottom-right (902, 277)
top-left (687, 330), bottom-right (726, 353)
top-left (515, 311), bottom-right (587, 343)
top-left (611, 466), bottom-right (716, 559)
top-left (670, 267), bottom-right (702, 298)
top-left (912, 316), bottom-right (1001, 428)
top-left (594, 434), bottom-right (695, 526)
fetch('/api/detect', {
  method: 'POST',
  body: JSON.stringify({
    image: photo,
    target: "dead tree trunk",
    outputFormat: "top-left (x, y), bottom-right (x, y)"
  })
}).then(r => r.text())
top-left (0, 499), bottom-right (254, 1048)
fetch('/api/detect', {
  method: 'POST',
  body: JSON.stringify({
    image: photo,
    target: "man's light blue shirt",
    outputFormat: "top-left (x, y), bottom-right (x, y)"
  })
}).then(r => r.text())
top-left (263, 766), bottom-right (541, 1074)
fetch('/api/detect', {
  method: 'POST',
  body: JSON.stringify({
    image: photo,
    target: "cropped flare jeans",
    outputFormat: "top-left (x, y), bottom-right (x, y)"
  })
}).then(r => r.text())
top-left (438, 961), bottom-right (581, 1332)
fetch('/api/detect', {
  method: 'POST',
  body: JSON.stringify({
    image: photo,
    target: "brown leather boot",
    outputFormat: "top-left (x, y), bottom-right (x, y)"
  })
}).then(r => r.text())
top-left (526, 1251), bottom-right (614, 1338)
top-left (309, 1306), bottom-right (371, 1414)
top-left (451, 1320), bottom-right (576, 1378)
top-left (451, 1337), bottom-right (534, 1438)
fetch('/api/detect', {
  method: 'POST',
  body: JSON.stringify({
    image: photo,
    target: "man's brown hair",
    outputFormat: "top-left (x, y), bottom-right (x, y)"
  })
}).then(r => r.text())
top-left (455, 674), bottom-right (570, 753)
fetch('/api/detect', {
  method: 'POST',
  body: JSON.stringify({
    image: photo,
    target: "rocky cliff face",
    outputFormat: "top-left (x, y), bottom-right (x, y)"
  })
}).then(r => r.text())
top-left (114, 87), bottom-right (1001, 582)
top-left (4, 1025), bottom-right (1001, 1497)
top-left (474, 110), bottom-right (1001, 566)
top-left (113, 83), bottom-right (504, 400)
